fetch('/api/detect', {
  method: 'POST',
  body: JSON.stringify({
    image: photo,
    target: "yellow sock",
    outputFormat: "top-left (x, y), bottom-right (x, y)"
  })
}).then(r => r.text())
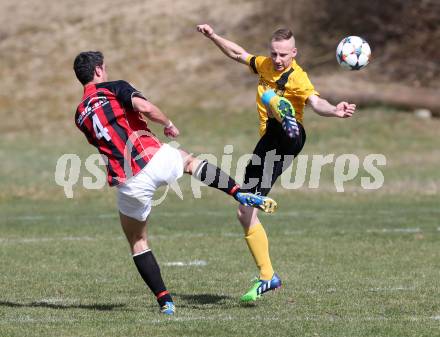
top-left (244, 222), bottom-right (274, 280)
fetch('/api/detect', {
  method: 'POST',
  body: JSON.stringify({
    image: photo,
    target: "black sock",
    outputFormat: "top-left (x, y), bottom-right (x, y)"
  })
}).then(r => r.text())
top-left (132, 250), bottom-right (173, 306)
top-left (193, 160), bottom-right (241, 197)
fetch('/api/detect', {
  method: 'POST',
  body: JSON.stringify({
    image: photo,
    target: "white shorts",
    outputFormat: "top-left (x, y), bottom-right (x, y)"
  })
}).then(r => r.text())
top-left (117, 144), bottom-right (184, 221)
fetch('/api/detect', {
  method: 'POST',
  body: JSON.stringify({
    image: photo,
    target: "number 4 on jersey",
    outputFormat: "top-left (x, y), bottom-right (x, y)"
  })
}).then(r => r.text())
top-left (92, 114), bottom-right (111, 141)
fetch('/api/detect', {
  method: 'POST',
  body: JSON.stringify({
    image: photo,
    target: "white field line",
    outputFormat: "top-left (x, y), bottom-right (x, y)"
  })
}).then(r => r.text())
top-left (38, 298), bottom-right (78, 304)
top-left (0, 232), bottom-right (245, 244)
top-left (221, 232), bottom-right (242, 237)
top-left (163, 260), bottom-right (207, 267)
top-left (0, 234), bottom-right (202, 244)
top-left (368, 287), bottom-right (416, 292)
top-left (0, 317), bottom-right (79, 324)
top-left (4, 207), bottom-right (440, 222)
top-left (366, 228), bottom-right (421, 233)
top-left (3, 212), bottom-right (229, 221)
top-left (1, 225), bottom-right (437, 244)
top-left (0, 236), bottom-right (98, 243)
top-left (147, 314), bottom-right (440, 324)
top-left (153, 313), bottom-right (440, 323)
top-left (2, 314), bottom-right (437, 324)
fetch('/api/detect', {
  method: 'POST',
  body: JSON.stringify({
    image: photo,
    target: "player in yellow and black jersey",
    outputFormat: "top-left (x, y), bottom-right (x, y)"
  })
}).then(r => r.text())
top-left (246, 54), bottom-right (319, 136)
top-left (197, 24), bottom-right (357, 302)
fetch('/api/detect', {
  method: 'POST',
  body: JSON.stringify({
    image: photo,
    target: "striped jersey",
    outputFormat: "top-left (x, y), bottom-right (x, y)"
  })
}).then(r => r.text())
top-left (75, 80), bottom-right (161, 186)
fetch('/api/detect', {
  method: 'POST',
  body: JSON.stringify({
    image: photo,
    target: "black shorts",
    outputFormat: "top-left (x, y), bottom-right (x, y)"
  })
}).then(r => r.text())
top-left (241, 118), bottom-right (306, 196)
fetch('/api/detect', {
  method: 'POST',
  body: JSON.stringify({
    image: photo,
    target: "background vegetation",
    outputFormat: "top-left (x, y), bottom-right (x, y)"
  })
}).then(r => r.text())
top-left (0, 0), bottom-right (439, 133)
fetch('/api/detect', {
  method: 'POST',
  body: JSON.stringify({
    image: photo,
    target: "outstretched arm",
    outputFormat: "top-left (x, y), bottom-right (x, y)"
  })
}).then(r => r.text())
top-left (132, 97), bottom-right (180, 138)
top-left (308, 95), bottom-right (356, 118)
top-left (196, 24), bottom-right (249, 64)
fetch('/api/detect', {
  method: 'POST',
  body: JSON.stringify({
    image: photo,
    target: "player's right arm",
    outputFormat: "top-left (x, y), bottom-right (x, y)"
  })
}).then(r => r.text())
top-left (132, 97), bottom-right (180, 138)
top-left (196, 24), bottom-right (249, 64)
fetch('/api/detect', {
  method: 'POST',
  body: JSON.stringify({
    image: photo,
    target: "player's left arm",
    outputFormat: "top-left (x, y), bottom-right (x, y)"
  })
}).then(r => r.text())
top-left (307, 94), bottom-right (356, 118)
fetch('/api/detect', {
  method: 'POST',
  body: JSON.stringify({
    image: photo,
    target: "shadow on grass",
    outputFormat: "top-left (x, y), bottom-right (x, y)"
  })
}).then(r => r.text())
top-left (0, 300), bottom-right (126, 311)
top-left (175, 293), bottom-right (259, 310)
top-left (176, 293), bottom-right (231, 305)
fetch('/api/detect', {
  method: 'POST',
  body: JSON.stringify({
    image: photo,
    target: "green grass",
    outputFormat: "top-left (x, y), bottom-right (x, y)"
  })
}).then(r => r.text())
top-left (0, 107), bottom-right (439, 336)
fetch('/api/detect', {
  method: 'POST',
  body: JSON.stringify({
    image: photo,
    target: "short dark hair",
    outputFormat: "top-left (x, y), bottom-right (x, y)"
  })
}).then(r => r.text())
top-left (73, 51), bottom-right (104, 85)
top-left (271, 28), bottom-right (293, 41)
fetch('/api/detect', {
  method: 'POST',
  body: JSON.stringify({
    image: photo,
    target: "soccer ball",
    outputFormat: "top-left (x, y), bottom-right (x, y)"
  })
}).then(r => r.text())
top-left (336, 36), bottom-right (371, 70)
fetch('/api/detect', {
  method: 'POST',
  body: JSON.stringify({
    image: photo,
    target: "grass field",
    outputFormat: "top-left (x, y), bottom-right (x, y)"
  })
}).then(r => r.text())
top-left (0, 107), bottom-right (439, 336)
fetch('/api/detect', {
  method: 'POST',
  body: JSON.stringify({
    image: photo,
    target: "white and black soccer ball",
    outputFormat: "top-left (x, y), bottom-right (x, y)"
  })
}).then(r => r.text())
top-left (336, 36), bottom-right (371, 70)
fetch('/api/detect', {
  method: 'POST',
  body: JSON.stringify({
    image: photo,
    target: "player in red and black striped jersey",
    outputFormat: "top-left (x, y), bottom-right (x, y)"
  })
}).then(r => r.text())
top-left (75, 80), bottom-right (161, 186)
top-left (73, 51), bottom-right (278, 315)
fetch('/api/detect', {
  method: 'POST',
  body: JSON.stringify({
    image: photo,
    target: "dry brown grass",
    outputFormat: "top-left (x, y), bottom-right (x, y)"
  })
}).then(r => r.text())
top-left (0, 0), bottom-right (261, 134)
top-left (0, 0), bottom-right (438, 135)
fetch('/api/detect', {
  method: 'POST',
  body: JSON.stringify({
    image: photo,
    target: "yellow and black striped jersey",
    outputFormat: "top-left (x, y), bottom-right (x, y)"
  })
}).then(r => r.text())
top-left (246, 55), bottom-right (319, 136)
